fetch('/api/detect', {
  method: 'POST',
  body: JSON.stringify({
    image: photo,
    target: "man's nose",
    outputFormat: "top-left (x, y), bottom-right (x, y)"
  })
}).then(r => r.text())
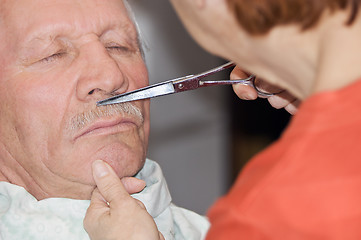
top-left (76, 42), bottom-right (129, 101)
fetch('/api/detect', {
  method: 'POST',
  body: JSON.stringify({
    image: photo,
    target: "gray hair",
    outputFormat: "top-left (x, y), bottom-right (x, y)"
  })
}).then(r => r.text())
top-left (69, 102), bottom-right (143, 132)
top-left (123, 0), bottom-right (148, 60)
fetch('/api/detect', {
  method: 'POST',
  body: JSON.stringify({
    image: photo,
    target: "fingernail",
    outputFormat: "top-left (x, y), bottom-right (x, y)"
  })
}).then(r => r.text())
top-left (93, 160), bottom-right (109, 178)
top-left (244, 92), bottom-right (256, 100)
top-left (244, 93), bottom-right (252, 100)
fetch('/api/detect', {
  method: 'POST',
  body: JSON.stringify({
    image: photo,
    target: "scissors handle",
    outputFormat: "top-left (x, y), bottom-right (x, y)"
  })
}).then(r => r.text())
top-left (164, 62), bottom-right (236, 93)
top-left (199, 75), bottom-right (274, 97)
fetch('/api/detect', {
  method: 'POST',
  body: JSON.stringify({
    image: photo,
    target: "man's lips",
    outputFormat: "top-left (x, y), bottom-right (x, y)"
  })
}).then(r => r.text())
top-left (74, 117), bottom-right (140, 141)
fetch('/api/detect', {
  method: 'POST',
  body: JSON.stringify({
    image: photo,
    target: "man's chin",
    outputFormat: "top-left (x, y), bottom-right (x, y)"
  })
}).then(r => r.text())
top-left (101, 155), bottom-right (145, 178)
top-left (93, 142), bottom-right (145, 173)
top-left (62, 139), bottom-right (146, 185)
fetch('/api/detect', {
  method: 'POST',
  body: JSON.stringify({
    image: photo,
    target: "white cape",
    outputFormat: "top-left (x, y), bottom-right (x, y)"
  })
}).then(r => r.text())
top-left (0, 159), bottom-right (210, 240)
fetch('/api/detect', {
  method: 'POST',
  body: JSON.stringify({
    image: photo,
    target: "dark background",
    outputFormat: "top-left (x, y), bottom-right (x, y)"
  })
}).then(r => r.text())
top-left (229, 93), bottom-right (291, 183)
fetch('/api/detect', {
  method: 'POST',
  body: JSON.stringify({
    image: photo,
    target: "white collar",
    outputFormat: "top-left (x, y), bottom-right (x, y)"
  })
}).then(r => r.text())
top-left (0, 159), bottom-right (172, 239)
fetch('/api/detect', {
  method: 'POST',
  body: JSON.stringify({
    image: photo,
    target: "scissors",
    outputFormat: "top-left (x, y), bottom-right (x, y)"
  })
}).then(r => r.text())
top-left (97, 62), bottom-right (274, 106)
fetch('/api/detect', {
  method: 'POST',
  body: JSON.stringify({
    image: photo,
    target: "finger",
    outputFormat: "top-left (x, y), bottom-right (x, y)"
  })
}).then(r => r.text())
top-left (92, 160), bottom-right (129, 205)
top-left (84, 188), bottom-right (109, 228)
top-left (254, 78), bottom-right (283, 99)
top-left (230, 65), bottom-right (248, 80)
top-left (284, 99), bottom-right (300, 115)
top-left (134, 199), bottom-right (147, 210)
top-left (90, 188), bottom-right (108, 208)
top-left (84, 187), bottom-right (110, 232)
top-left (267, 91), bottom-right (297, 109)
top-left (159, 232), bottom-right (165, 240)
top-left (120, 177), bottom-right (146, 194)
top-left (231, 66), bottom-right (258, 100)
top-left (232, 83), bottom-right (258, 100)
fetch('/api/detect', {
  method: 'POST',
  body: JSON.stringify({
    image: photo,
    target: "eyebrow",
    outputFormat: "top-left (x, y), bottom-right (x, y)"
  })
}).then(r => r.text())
top-left (100, 23), bottom-right (144, 58)
top-left (26, 35), bottom-right (57, 47)
top-left (21, 24), bottom-right (67, 49)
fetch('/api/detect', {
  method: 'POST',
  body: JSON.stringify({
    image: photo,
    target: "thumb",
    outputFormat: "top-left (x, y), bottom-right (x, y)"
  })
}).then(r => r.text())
top-left (92, 160), bottom-right (130, 205)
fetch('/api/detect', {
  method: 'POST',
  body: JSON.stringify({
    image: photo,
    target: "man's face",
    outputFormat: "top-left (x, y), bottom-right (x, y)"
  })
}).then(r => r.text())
top-left (0, 0), bottom-right (150, 199)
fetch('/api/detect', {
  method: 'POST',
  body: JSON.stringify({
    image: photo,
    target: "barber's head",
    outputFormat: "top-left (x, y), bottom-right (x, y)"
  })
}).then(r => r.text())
top-left (227, 0), bottom-right (360, 35)
top-left (0, 0), bottom-right (150, 200)
top-left (169, 0), bottom-right (360, 98)
top-left (170, 0), bottom-right (359, 53)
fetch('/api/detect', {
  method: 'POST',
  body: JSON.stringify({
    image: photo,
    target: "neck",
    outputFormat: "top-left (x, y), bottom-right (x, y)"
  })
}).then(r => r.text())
top-left (0, 157), bottom-right (50, 200)
top-left (314, 12), bottom-right (361, 95)
top-left (0, 148), bottom-right (95, 201)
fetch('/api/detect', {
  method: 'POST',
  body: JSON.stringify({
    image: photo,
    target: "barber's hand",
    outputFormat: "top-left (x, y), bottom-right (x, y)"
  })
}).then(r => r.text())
top-left (84, 160), bottom-right (164, 240)
top-left (231, 66), bottom-right (300, 115)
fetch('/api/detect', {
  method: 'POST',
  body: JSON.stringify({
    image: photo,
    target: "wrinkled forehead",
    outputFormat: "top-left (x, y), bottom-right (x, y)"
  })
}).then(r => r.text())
top-left (0, 0), bottom-right (137, 42)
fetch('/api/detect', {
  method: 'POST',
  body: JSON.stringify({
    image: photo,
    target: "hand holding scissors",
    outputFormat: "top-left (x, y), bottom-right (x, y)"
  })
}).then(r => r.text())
top-left (230, 66), bottom-right (300, 114)
top-left (97, 62), bottom-right (274, 106)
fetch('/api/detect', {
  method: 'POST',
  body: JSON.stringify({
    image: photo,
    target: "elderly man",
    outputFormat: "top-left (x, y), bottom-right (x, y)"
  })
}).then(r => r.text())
top-left (0, 0), bottom-right (209, 239)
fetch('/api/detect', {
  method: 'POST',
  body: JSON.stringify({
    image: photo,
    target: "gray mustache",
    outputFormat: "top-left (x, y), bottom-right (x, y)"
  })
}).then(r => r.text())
top-left (70, 102), bottom-right (143, 131)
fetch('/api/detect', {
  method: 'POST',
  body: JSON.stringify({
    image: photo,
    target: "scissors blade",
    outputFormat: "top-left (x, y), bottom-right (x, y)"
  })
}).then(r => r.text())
top-left (97, 81), bottom-right (176, 106)
top-left (96, 61), bottom-right (236, 106)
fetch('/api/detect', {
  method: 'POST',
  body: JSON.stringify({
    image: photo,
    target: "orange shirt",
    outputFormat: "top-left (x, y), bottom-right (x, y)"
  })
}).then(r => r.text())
top-left (207, 80), bottom-right (361, 240)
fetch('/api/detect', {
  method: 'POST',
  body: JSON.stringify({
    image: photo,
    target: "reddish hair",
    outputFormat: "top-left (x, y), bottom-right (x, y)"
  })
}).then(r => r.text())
top-left (227, 0), bottom-right (360, 34)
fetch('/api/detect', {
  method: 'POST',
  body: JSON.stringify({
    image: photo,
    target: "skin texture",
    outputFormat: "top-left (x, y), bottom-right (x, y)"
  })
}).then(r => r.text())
top-left (6, 0), bottom-right (361, 239)
top-left (0, 0), bottom-right (165, 239)
top-left (0, 0), bottom-right (150, 200)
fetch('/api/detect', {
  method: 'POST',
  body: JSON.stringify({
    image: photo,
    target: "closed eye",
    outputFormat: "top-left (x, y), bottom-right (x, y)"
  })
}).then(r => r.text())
top-left (40, 52), bottom-right (66, 63)
top-left (106, 45), bottom-right (134, 55)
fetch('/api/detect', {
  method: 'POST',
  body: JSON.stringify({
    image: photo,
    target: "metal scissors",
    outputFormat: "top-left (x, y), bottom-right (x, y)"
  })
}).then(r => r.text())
top-left (97, 62), bottom-right (273, 106)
